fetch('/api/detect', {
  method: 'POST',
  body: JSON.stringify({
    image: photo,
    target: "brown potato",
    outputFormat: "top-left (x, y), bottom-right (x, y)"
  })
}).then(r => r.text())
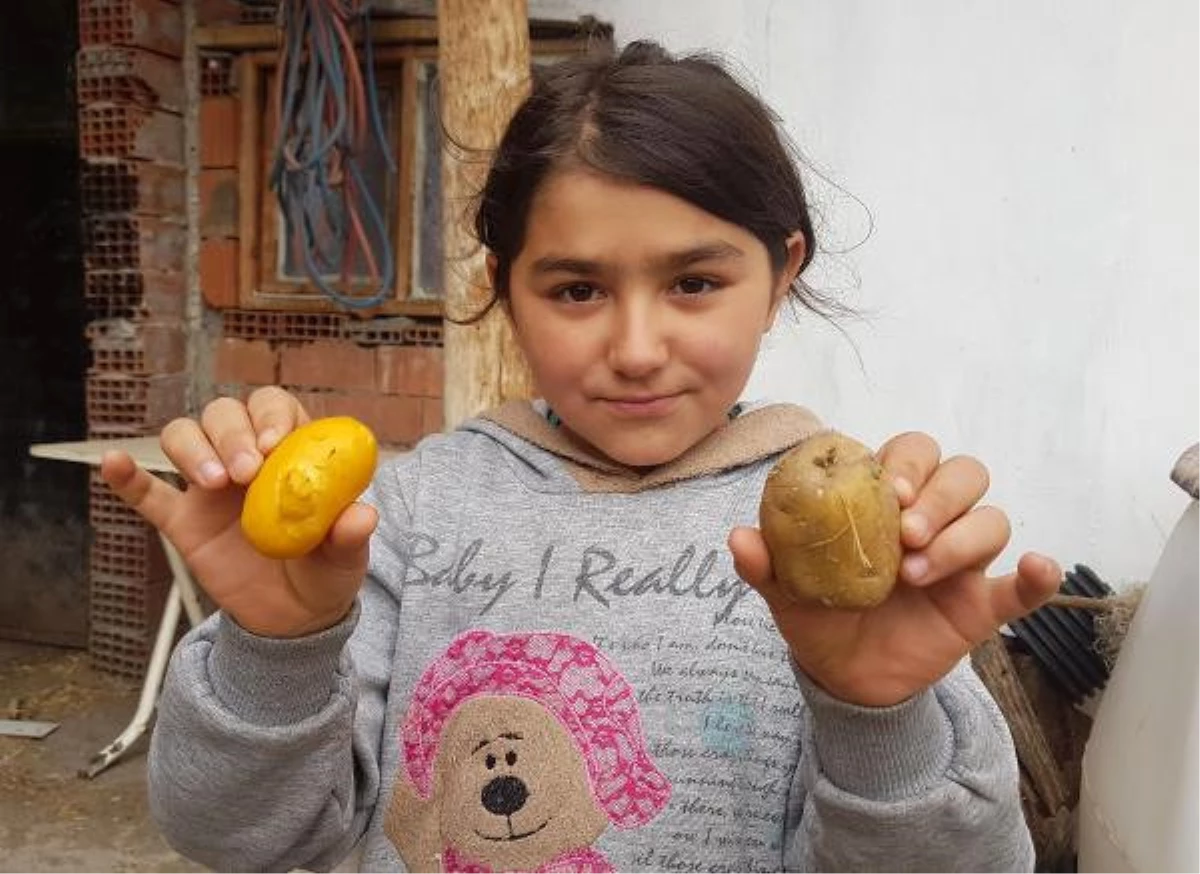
top-left (759, 431), bottom-right (901, 609)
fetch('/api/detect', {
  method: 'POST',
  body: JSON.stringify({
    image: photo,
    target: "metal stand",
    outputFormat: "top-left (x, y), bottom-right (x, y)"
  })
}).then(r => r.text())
top-left (26, 438), bottom-right (210, 780)
top-left (80, 537), bottom-right (205, 779)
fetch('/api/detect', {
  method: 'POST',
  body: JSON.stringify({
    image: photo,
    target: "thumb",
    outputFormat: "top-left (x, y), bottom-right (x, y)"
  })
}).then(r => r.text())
top-left (728, 526), bottom-right (774, 590)
top-left (99, 449), bottom-right (181, 533)
top-left (317, 501), bottom-right (378, 571)
top-left (989, 551), bottom-right (1062, 628)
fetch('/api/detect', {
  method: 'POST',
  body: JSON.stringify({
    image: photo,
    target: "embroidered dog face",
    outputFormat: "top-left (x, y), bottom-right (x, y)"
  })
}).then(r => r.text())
top-left (385, 630), bottom-right (671, 873)
top-left (431, 695), bottom-right (609, 870)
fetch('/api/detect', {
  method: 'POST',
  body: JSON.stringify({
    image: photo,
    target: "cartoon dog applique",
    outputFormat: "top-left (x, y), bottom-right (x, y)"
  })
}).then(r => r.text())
top-left (384, 630), bottom-right (671, 872)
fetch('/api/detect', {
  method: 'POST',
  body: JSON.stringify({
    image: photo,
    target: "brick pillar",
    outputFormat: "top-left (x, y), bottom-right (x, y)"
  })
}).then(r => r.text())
top-left (77, 0), bottom-right (187, 678)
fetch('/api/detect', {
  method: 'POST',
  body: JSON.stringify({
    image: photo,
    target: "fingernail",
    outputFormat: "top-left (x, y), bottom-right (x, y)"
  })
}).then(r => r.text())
top-left (199, 460), bottom-right (225, 485)
top-left (892, 476), bottom-right (915, 504)
top-left (902, 554), bottom-right (929, 583)
top-left (230, 452), bottom-right (260, 482)
top-left (902, 511), bottom-right (928, 543)
top-left (259, 428), bottom-right (281, 450)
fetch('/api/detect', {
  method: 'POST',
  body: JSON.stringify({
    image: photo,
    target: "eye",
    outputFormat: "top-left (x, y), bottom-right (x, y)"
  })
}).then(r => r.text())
top-left (485, 754), bottom-right (497, 769)
top-left (555, 283), bottom-right (601, 304)
top-left (673, 276), bottom-right (718, 296)
top-left (505, 751), bottom-right (517, 766)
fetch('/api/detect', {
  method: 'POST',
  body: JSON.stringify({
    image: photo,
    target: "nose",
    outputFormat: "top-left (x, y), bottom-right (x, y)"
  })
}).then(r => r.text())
top-left (481, 775), bottom-right (529, 816)
top-left (608, 297), bottom-right (668, 378)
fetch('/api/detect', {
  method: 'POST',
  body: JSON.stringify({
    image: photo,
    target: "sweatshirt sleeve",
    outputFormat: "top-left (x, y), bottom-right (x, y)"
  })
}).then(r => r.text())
top-left (781, 658), bottom-right (1034, 873)
top-left (146, 463), bottom-right (416, 873)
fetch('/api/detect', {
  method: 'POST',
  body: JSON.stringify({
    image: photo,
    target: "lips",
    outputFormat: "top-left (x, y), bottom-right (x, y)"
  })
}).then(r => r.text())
top-left (602, 394), bottom-right (679, 417)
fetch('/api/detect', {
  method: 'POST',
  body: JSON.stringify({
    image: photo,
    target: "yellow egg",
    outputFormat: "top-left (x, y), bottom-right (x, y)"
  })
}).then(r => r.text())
top-left (241, 416), bottom-right (378, 559)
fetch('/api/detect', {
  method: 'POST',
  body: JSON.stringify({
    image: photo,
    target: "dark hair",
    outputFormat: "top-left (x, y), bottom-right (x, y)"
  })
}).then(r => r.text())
top-left (472, 40), bottom-right (836, 319)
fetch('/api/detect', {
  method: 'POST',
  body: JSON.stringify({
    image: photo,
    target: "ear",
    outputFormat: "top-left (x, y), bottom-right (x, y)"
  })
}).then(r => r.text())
top-left (385, 775), bottom-right (443, 873)
top-left (486, 253), bottom-right (514, 322)
top-left (485, 252), bottom-right (499, 294)
top-left (765, 232), bottom-right (807, 331)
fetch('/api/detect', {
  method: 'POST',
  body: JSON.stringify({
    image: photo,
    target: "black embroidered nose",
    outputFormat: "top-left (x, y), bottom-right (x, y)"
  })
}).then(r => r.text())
top-left (481, 775), bottom-right (528, 816)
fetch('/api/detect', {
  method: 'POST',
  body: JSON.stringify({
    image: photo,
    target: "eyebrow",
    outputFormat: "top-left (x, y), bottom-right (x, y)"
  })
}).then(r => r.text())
top-left (471, 732), bottom-right (524, 754)
top-left (529, 241), bottom-right (746, 276)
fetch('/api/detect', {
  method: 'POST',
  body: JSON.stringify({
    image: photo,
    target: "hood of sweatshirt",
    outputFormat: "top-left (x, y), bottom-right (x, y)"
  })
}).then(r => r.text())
top-left (463, 399), bottom-right (825, 494)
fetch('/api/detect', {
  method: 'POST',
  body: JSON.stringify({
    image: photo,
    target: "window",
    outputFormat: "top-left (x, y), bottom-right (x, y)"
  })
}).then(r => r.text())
top-left (236, 37), bottom-right (599, 316)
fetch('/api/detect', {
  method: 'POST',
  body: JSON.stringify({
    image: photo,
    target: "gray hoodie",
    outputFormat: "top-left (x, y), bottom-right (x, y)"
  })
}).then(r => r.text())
top-left (147, 401), bottom-right (1032, 873)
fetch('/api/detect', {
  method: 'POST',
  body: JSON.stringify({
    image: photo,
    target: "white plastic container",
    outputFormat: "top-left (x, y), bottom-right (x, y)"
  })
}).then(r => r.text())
top-left (1077, 500), bottom-right (1198, 872)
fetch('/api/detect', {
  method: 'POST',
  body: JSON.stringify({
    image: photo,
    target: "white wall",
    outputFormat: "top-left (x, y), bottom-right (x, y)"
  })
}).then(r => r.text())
top-left (541, 0), bottom-right (1198, 585)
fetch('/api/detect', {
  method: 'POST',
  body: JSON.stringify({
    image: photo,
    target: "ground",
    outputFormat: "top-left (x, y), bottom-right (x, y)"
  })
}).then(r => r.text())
top-left (0, 640), bottom-right (203, 873)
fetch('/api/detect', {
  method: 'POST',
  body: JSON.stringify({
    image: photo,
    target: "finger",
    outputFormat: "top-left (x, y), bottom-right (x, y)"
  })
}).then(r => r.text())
top-left (987, 552), bottom-right (1062, 627)
top-left (160, 416), bottom-right (228, 488)
top-left (247, 386), bottom-right (311, 454)
top-left (200, 397), bottom-right (263, 485)
top-left (727, 526), bottom-right (796, 611)
top-left (728, 526), bottom-right (772, 588)
top-left (901, 504), bottom-right (1010, 586)
top-left (99, 450), bottom-right (182, 532)
top-left (876, 431), bottom-right (940, 507)
top-left (318, 501), bottom-right (378, 570)
top-left (900, 454), bottom-right (990, 550)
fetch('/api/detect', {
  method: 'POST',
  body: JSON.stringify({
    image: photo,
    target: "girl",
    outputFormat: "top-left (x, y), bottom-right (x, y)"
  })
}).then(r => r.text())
top-left (102, 41), bottom-right (1059, 873)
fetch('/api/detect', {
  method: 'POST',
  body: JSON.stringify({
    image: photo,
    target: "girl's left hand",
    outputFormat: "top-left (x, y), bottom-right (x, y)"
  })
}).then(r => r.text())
top-left (728, 431), bottom-right (1062, 707)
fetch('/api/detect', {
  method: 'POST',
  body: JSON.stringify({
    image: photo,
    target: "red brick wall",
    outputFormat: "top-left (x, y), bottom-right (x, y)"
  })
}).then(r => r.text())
top-left (211, 328), bottom-right (445, 449)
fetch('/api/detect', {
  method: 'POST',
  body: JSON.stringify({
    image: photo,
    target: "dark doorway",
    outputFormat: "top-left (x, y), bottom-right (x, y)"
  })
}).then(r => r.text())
top-left (0, 1), bottom-right (89, 645)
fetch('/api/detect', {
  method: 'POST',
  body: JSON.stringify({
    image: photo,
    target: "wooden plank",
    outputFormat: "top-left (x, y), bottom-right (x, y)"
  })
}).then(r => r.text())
top-left (194, 19), bottom-right (439, 51)
top-left (971, 635), bottom-right (1070, 814)
top-left (0, 719), bottom-right (60, 739)
top-left (438, 0), bottom-right (534, 428)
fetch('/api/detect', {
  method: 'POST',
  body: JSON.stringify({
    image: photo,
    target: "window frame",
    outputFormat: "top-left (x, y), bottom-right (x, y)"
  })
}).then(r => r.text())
top-left (236, 38), bottom-right (595, 316)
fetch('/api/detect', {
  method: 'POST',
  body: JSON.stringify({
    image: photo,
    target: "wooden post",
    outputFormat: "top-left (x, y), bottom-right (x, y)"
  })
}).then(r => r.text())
top-left (438, 0), bottom-right (534, 429)
top-left (971, 634), bottom-right (1071, 812)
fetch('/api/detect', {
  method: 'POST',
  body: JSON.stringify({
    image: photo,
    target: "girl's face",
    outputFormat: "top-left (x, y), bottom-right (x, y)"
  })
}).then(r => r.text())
top-left (501, 169), bottom-right (804, 469)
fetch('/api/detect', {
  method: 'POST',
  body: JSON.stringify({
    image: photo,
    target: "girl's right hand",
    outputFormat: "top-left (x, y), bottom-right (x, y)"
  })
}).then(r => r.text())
top-left (99, 386), bottom-right (378, 639)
